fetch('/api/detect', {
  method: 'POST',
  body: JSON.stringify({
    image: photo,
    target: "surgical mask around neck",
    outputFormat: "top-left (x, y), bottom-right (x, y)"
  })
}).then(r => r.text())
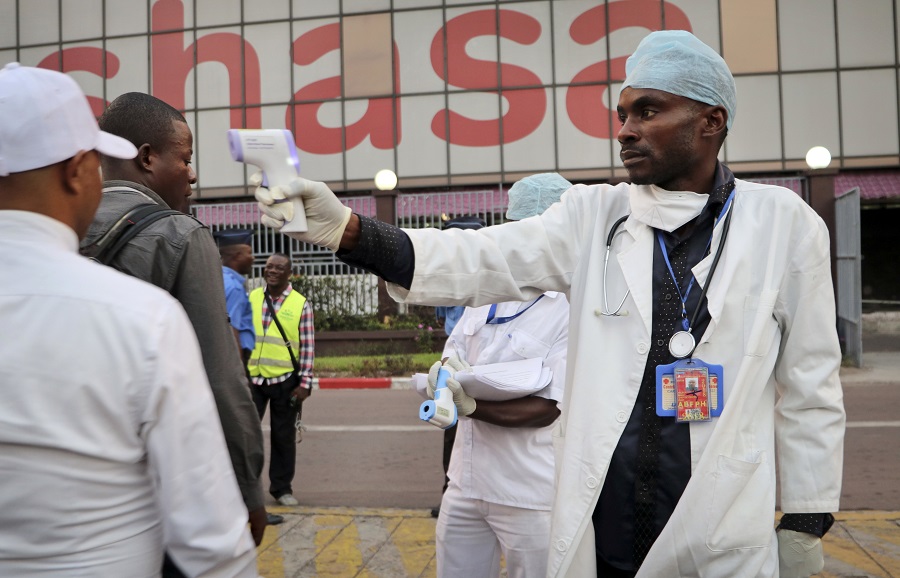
top-left (629, 184), bottom-right (709, 232)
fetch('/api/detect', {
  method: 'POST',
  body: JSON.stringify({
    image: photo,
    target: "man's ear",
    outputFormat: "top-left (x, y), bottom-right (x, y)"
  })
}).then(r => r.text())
top-left (703, 106), bottom-right (728, 140)
top-left (137, 143), bottom-right (154, 172)
top-left (63, 150), bottom-right (96, 196)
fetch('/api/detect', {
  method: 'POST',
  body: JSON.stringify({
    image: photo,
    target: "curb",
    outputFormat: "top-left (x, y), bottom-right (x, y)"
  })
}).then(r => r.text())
top-left (314, 377), bottom-right (415, 390)
top-left (317, 378), bottom-right (391, 389)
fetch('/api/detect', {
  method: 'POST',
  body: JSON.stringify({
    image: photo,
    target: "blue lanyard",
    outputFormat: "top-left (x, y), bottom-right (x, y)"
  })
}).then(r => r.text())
top-left (655, 190), bottom-right (735, 332)
top-left (486, 295), bottom-right (545, 324)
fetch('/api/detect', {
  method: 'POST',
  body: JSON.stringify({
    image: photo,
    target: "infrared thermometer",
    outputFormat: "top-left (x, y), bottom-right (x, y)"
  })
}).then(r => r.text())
top-left (227, 128), bottom-right (308, 233)
top-left (419, 366), bottom-right (458, 429)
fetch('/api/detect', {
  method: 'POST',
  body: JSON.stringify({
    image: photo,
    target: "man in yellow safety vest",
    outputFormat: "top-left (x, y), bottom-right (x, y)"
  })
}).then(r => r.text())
top-left (248, 252), bottom-right (315, 507)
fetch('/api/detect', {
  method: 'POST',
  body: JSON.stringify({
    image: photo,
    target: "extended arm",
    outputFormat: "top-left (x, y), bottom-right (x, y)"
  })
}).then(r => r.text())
top-left (254, 177), bottom-right (583, 299)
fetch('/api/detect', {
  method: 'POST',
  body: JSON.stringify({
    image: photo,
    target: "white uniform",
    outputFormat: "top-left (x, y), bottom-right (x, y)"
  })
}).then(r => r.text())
top-left (0, 212), bottom-right (259, 577)
top-left (390, 179), bottom-right (845, 578)
top-left (438, 293), bottom-right (568, 578)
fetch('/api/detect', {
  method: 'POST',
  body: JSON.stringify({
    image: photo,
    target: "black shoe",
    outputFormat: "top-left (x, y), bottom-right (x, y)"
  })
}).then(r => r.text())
top-left (267, 513), bottom-right (285, 525)
top-left (430, 507), bottom-right (440, 518)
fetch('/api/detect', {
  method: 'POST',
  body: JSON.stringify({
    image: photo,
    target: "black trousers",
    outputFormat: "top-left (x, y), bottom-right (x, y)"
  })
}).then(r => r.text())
top-left (441, 423), bottom-right (457, 493)
top-left (251, 373), bottom-right (300, 499)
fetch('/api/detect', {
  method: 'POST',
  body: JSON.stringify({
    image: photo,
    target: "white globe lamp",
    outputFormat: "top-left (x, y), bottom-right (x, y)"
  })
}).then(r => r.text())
top-left (374, 169), bottom-right (398, 191)
top-left (805, 146), bottom-right (832, 170)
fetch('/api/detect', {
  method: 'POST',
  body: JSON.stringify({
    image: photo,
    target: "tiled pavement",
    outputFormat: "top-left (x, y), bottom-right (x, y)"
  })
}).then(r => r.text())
top-left (255, 507), bottom-right (900, 578)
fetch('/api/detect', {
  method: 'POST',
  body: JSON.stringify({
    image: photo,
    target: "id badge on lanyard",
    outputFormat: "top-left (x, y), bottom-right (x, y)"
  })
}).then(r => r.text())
top-left (656, 358), bottom-right (723, 422)
top-left (653, 187), bottom-right (734, 423)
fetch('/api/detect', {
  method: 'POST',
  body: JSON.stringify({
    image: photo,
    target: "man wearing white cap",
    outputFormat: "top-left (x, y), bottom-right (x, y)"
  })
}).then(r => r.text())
top-left (254, 30), bottom-right (844, 578)
top-left (0, 63), bottom-right (259, 576)
top-left (428, 173), bottom-right (570, 578)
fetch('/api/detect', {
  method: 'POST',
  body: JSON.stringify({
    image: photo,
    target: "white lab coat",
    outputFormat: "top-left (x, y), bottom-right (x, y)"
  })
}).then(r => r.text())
top-left (389, 179), bottom-right (845, 577)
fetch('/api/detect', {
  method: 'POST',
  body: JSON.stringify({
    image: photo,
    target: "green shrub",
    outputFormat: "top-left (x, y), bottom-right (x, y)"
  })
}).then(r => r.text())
top-left (290, 274), bottom-right (445, 334)
top-left (315, 352), bottom-right (437, 377)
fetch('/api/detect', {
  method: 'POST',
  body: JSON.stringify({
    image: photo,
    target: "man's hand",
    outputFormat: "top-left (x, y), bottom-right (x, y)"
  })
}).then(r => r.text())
top-left (426, 355), bottom-right (471, 398)
top-left (291, 385), bottom-right (312, 407)
top-left (247, 506), bottom-right (268, 546)
top-left (253, 174), bottom-right (352, 251)
top-left (445, 376), bottom-right (477, 416)
top-left (777, 529), bottom-right (825, 578)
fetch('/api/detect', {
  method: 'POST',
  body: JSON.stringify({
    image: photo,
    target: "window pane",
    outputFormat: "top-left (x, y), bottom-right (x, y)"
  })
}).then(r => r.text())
top-left (721, 0), bottom-right (777, 73)
top-left (343, 13), bottom-right (393, 98)
top-left (841, 69), bottom-right (899, 157)
top-left (782, 72), bottom-right (840, 160)
top-left (725, 75), bottom-right (781, 162)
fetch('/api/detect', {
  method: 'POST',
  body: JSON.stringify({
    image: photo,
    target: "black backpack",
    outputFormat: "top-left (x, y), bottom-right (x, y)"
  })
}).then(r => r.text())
top-left (80, 204), bottom-right (180, 265)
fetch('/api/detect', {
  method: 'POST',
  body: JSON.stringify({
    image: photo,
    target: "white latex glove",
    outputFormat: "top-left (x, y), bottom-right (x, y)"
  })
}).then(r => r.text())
top-left (253, 172), bottom-right (352, 251)
top-left (445, 376), bottom-right (477, 416)
top-left (777, 529), bottom-right (825, 578)
top-left (426, 355), bottom-right (472, 399)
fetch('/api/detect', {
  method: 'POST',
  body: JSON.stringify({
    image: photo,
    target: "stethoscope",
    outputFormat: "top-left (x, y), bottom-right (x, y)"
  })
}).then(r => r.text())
top-left (599, 215), bottom-right (631, 317)
top-left (599, 190), bottom-right (736, 359)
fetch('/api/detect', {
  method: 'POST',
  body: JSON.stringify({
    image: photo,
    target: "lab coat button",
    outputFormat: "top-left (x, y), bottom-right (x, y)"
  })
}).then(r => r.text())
top-left (636, 342), bottom-right (648, 354)
top-left (616, 410), bottom-right (627, 423)
top-left (586, 476), bottom-right (598, 489)
top-left (556, 539), bottom-right (567, 552)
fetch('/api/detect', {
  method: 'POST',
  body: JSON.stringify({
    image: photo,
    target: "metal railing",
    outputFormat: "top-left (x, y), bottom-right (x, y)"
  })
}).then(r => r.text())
top-left (395, 188), bottom-right (508, 229)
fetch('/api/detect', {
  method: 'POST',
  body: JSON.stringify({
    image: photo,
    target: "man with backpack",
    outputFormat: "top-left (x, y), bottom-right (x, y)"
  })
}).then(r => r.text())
top-left (80, 92), bottom-right (269, 576)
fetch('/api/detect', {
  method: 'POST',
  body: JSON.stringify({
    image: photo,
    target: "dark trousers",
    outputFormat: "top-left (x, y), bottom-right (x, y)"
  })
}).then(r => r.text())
top-left (441, 423), bottom-right (457, 493)
top-left (252, 373), bottom-right (300, 499)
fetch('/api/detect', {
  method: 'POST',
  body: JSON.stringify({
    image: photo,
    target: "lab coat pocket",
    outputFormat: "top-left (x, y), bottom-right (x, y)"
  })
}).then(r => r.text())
top-left (706, 453), bottom-right (774, 551)
top-left (743, 290), bottom-right (780, 357)
top-left (509, 330), bottom-right (552, 360)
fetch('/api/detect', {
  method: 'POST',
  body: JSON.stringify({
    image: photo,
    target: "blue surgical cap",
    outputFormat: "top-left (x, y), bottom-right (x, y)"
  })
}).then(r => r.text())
top-left (622, 30), bottom-right (736, 130)
top-left (506, 173), bottom-right (573, 221)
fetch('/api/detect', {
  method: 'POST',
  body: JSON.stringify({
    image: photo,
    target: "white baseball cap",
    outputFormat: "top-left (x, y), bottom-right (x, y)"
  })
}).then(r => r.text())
top-left (0, 62), bottom-right (137, 176)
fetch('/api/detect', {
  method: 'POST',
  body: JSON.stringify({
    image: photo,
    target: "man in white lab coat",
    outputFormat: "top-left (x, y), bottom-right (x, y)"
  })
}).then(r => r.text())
top-left (254, 30), bottom-right (845, 578)
top-left (428, 173), bottom-right (571, 578)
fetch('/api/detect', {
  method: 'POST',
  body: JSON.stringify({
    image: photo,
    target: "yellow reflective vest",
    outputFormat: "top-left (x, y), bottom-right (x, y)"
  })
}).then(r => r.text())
top-left (248, 288), bottom-right (307, 379)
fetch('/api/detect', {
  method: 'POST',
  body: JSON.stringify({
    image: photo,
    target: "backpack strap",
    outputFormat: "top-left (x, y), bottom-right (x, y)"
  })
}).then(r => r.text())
top-left (81, 204), bottom-right (181, 265)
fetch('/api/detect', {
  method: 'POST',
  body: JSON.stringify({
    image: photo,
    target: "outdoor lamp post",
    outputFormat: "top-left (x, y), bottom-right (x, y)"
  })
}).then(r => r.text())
top-left (804, 146), bottom-right (837, 294)
top-left (374, 168), bottom-right (398, 191)
top-left (373, 168), bottom-right (399, 317)
top-left (806, 146), bottom-right (832, 170)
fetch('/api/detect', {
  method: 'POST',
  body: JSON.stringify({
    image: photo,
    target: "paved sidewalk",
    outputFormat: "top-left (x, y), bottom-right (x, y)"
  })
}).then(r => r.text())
top-left (255, 507), bottom-right (900, 577)
top-left (272, 345), bottom-right (900, 576)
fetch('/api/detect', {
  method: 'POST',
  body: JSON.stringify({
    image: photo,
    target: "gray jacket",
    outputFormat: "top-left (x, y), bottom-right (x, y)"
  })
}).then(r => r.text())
top-left (82, 180), bottom-right (266, 511)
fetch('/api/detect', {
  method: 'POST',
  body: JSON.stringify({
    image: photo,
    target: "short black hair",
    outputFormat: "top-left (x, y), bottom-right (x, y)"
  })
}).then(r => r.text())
top-left (271, 252), bottom-right (292, 266)
top-left (98, 92), bottom-right (185, 151)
